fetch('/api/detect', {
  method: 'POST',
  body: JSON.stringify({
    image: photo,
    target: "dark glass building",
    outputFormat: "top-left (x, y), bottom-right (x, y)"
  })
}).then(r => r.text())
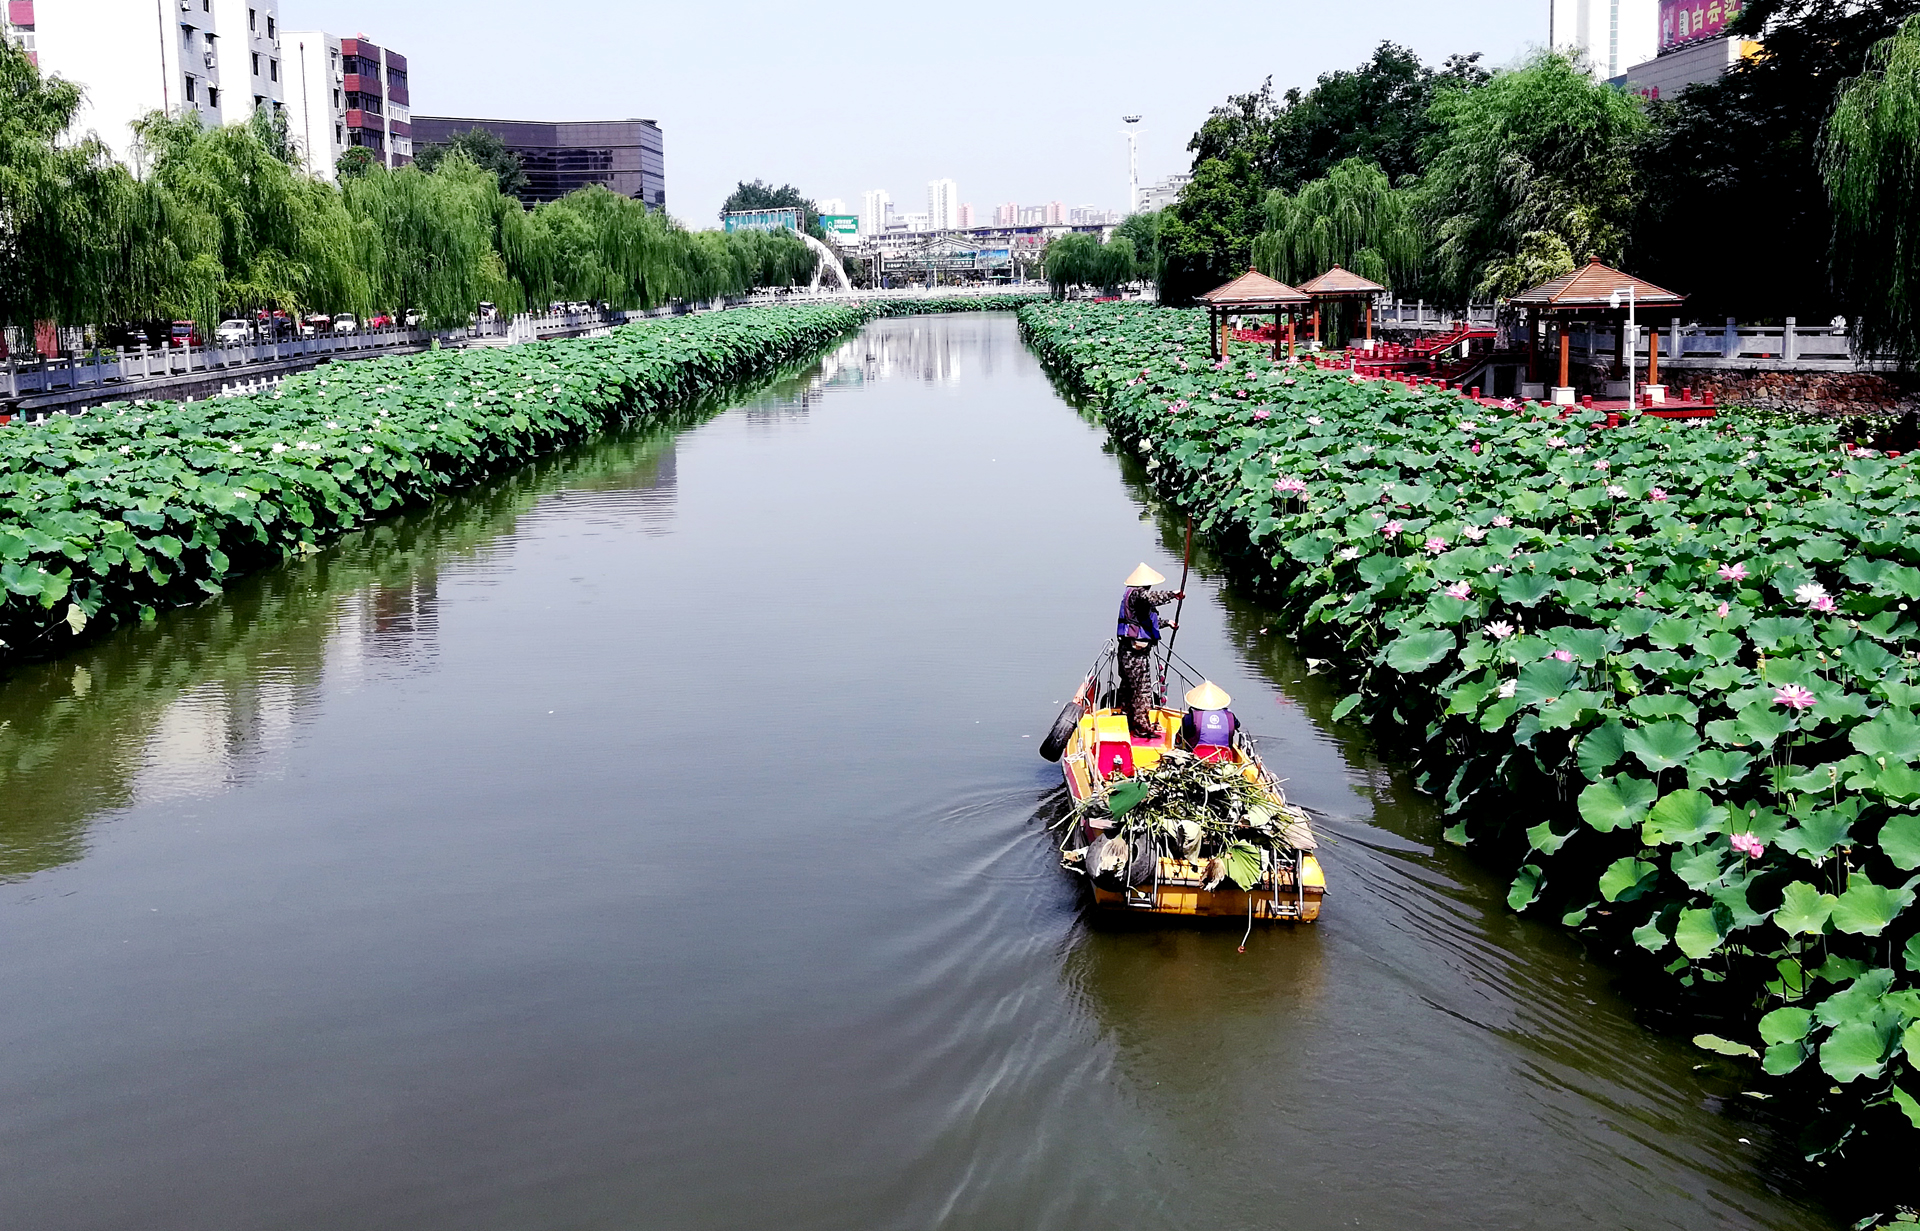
top-left (408, 116), bottom-right (665, 209)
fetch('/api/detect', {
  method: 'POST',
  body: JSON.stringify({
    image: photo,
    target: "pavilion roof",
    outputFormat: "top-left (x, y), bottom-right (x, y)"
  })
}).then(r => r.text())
top-left (1508, 258), bottom-right (1686, 309)
top-left (1297, 264), bottom-right (1386, 297)
top-left (1197, 268), bottom-right (1309, 308)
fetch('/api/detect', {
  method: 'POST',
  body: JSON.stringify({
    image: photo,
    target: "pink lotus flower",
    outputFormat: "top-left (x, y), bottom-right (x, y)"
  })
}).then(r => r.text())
top-left (1127, 378), bottom-right (1139, 387)
top-left (1425, 536), bottom-right (1448, 554)
top-left (1491, 515), bottom-right (1513, 528)
top-left (1485, 620), bottom-right (1515, 639)
top-left (1443, 581), bottom-right (1472, 599)
top-left (1168, 399), bottom-right (1189, 413)
top-left (1472, 441), bottom-right (1483, 454)
top-left (1794, 582), bottom-right (1829, 606)
top-left (1458, 422), bottom-right (1477, 432)
top-left (1605, 484), bottom-right (1628, 499)
top-left (1547, 436), bottom-right (1568, 448)
top-left (1773, 684), bottom-right (1817, 711)
top-left (1552, 649), bottom-right (1574, 662)
top-left (1811, 593), bottom-right (1836, 613)
top-left (1273, 475), bottom-right (1307, 495)
top-left (1462, 525), bottom-right (1487, 541)
top-left (1252, 408), bottom-right (1271, 420)
top-left (1593, 459), bottom-right (1610, 471)
top-left (1729, 833), bottom-right (1765, 859)
top-left (1649, 487), bottom-right (1669, 501)
top-left (1306, 415), bottom-right (1323, 426)
top-left (1717, 562), bottom-right (1747, 582)
top-left (1382, 520), bottom-right (1403, 536)
top-left (1715, 601), bottom-right (1730, 619)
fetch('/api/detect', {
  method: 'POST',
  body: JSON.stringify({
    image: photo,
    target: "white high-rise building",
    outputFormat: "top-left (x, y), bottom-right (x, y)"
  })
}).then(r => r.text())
top-left (926, 178), bottom-right (958, 231)
top-left (817, 197), bottom-right (847, 216)
top-left (28, 0), bottom-right (285, 167)
top-left (861, 189), bottom-right (891, 236)
top-left (1550, 0), bottom-right (1658, 80)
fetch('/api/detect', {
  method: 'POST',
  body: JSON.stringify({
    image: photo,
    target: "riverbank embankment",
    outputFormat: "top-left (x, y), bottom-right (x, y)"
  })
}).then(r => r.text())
top-left (0, 297), bottom-right (1037, 670)
top-left (1018, 298), bottom-right (1920, 1166)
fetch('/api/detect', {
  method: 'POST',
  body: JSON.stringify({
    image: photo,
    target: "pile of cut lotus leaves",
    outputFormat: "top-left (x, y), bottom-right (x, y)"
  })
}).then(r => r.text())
top-left (1067, 749), bottom-right (1305, 892)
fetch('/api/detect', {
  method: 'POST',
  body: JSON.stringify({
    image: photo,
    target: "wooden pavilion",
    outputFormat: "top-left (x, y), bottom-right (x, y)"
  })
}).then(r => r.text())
top-left (1196, 269), bottom-right (1310, 361)
top-left (1296, 264), bottom-right (1387, 348)
top-left (1508, 258), bottom-right (1687, 404)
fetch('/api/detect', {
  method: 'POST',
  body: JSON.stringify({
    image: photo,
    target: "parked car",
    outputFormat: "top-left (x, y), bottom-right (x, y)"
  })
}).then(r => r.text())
top-left (254, 310), bottom-right (294, 341)
top-left (332, 313), bottom-right (359, 334)
top-left (477, 302), bottom-right (499, 323)
top-left (169, 320), bottom-right (201, 347)
top-left (366, 312), bottom-right (393, 330)
top-left (301, 314), bottom-right (331, 338)
top-left (215, 319), bottom-right (253, 346)
top-left (403, 309), bottom-right (423, 327)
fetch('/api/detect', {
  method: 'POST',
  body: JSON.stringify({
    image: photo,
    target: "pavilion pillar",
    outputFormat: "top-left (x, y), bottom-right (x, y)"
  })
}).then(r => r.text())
top-left (1553, 318), bottom-right (1574, 404)
top-left (1272, 309), bottom-right (1283, 362)
top-left (1365, 300), bottom-right (1373, 344)
top-left (1312, 307), bottom-right (1321, 346)
top-left (1615, 317), bottom-right (1627, 379)
top-left (1287, 315), bottom-right (1295, 361)
top-left (1526, 310), bottom-right (1539, 382)
top-left (1221, 314), bottom-right (1230, 358)
top-left (1647, 326), bottom-right (1662, 398)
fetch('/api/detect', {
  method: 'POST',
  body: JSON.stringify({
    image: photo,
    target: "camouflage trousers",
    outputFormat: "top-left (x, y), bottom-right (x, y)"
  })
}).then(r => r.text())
top-left (1118, 643), bottom-right (1159, 739)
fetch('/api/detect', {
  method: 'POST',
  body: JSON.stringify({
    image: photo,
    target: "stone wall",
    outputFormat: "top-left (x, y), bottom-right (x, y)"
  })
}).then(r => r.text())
top-left (1672, 370), bottom-right (1918, 418)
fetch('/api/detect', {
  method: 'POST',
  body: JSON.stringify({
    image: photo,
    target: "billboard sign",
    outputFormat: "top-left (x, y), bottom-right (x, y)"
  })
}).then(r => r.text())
top-left (819, 214), bottom-right (859, 238)
top-left (723, 207), bottom-right (801, 234)
top-left (1659, 0), bottom-right (1744, 52)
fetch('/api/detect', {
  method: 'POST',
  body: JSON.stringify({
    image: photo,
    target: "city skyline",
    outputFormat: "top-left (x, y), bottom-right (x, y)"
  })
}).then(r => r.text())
top-left (283, 0), bottom-right (1546, 226)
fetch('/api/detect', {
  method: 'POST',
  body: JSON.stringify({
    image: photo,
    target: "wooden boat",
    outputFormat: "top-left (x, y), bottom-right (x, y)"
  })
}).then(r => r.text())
top-left (1038, 644), bottom-right (1325, 922)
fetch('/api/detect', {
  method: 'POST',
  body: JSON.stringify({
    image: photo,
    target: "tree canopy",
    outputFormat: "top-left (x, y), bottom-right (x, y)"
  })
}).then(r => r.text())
top-left (1043, 233), bottom-right (1138, 296)
top-left (411, 126), bottom-right (531, 199)
top-left (1824, 12), bottom-right (1920, 367)
top-left (719, 179), bottom-right (821, 237)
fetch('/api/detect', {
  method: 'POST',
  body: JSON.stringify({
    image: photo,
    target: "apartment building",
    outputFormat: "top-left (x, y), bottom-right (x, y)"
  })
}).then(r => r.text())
top-left (409, 116), bottom-right (663, 206)
top-left (282, 31), bottom-right (411, 181)
top-left (926, 178), bottom-right (958, 232)
top-left (28, 0), bottom-right (284, 166)
top-left (861, 189), bottom-right (891, 236)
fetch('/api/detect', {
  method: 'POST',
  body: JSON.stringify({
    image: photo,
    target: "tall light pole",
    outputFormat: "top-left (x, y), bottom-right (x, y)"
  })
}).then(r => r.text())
top-left (1122, 115), bottom-right (1142, 215)
top-left (1610, 284), bottom-right (1637, 411)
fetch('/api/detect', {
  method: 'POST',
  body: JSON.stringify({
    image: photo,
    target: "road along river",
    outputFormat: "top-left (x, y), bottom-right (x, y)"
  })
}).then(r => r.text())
top-left (0, 313), bottom-right (1841, 1230)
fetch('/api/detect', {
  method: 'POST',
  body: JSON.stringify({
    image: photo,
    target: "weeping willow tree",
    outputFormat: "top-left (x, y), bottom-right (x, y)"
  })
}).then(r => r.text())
top-left (1042, 232), bottom-right (1138, 296)
top-left (0, 36), bottom-right (139, 343)
top-left (1825, 13), bottom-right (1920, 369)
top-left (344, 156), bottom-right (511, 328)
top-left (1251, 158), bottom-right (1425, 290)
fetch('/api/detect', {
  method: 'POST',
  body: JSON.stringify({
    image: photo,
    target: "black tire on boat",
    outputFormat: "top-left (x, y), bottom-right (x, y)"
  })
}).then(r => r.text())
top-left (1128, 832), bottom-right (1157, 886)
top-left (1038, 700), bottom-right (1083, 762)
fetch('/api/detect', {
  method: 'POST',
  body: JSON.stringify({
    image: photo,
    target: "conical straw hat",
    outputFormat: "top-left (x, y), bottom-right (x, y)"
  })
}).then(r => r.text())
top-left (1125, 563), bottom-right (1166, 587)
top-left (1186, 680), bottom-right (1232, 709)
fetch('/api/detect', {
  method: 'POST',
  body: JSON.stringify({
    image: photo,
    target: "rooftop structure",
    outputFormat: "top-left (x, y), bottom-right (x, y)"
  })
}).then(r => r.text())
top-left (1197, 270), bottom-right (1311, 360)
top-left (410, 115), bottom-right (665, 208)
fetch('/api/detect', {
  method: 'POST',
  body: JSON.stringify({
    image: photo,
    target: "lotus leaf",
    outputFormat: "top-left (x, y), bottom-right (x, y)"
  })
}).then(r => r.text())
top-left (1643, 789), bottom-right (1726, 846)
top-left (1831, 873), bottom-right (1915, 937)
top-left (1599, 856), bottom-right (1658, 902)
top-left (1624, 721), bottom-right (1701, 774)
top-left (1674, 905), bottom-right (1732, 958)
top-left (1579, 775), bottom-right (1658, 833)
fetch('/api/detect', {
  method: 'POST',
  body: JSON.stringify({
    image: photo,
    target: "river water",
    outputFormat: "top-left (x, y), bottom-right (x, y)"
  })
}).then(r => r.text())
top-left (0, 314), bottom-right (1840, 1230)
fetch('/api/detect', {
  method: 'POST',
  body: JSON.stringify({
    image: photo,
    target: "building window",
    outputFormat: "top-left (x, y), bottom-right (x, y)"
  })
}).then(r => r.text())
top-left (254, 94), bottom-right (263, 107)
top-left (251, 51), bottom-right (258, 74)
top-left (184, 74), bottom-right (196, 102)
top-left (269, 58), bottom-right (277, 81)
top-left (207, 85), bottom-right (218, 107)
top-left (335, 124), bottom-right (342, 144)
top-left (248, 7), bottom-right (255, 30)
top-left (332, 88), bottom-right (340, 108)
top-left (266, 15), bottom-right (274, 38)
top-left (181, 24), bottom-right (193, 47)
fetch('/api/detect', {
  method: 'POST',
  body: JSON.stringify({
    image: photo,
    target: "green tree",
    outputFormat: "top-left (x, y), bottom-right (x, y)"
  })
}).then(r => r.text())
top-left (1251, 157), bottom-right (1426, 290)
top-left (1825, 12), bottom-right (1920, 367)
top-left (1112, 210), bottom-right (1162, 287)
top-left (719, 179), bottom-right (821, 237)
top-left (1156, 152), bottom-right (1265, 305)
top-left (411, 126), bottom-right (530, 199)
top-left (1042, 233), bottom-right (1137, 296)
top-left (335, 145), bottom-right (376, 181)
top-left (1632, 0), bottom-right (1920, 320)
top-left (0, 37), bottom-right (137, 341)
top-left (1419, 51), bottom-right (1647, 300)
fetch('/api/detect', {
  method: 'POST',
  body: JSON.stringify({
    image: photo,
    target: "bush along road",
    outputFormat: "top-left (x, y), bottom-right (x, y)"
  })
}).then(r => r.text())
top-left (1020, 299), bottom-right (1920, 1163)
top-left (0, 295), bottom-right (1042, 670)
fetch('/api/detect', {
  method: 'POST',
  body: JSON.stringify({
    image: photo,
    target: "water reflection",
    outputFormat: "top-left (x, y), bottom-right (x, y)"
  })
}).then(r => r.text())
top-left (0, 424), bottom-right (685, 880)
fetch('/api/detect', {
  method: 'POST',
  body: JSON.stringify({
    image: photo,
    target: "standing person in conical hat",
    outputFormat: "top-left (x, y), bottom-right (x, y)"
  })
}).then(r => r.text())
top-left (1115, 563), bottom-right (1182, 739)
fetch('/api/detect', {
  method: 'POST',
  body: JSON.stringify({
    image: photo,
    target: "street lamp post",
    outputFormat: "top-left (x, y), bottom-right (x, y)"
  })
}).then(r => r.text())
top-left (1122, 115), bottom-right (1141, 215)
top-left (1609, 284), bottom-right (1636, 411)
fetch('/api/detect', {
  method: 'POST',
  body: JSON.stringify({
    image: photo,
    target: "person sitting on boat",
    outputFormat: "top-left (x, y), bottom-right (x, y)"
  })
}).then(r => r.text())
top-left (1180, 681), bottom-right (1238, 755)
top-left (1116, 563), bottom-right (1181, 740)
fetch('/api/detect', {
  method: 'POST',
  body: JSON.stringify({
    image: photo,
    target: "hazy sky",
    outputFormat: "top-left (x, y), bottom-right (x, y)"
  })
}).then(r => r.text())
top-left (286, 0), bottom-right (1548, 227)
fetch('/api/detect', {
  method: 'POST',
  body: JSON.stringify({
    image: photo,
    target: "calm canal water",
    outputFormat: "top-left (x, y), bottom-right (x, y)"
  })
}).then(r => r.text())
top-left (0, 314), bottom-right (1839, 1230)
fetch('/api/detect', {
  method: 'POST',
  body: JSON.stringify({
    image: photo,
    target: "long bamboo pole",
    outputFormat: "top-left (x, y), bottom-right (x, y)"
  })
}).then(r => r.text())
top-left (1158, 519), bottom-right (1195, 706)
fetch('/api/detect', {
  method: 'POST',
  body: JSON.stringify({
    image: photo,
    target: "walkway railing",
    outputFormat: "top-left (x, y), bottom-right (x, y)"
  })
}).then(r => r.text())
top-left (3, 326), bottom-right (430, 399)
top-left (1567, 317), bottom-right (1863, 367)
